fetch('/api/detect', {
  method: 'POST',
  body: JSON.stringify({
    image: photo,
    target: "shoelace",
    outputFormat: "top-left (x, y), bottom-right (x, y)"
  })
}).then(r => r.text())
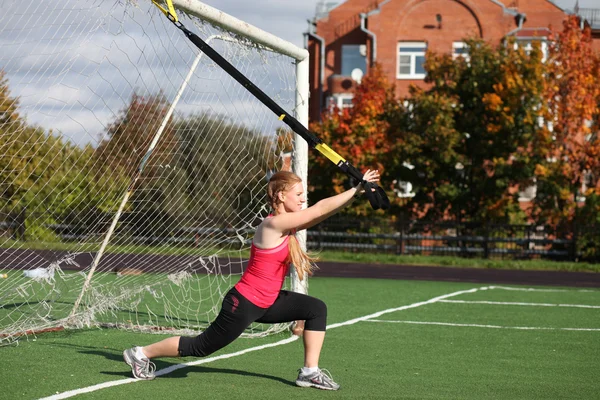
top-left (315, 368), bottom-right (336, 384)
top-left (143, 358), bottom-right (157, 376)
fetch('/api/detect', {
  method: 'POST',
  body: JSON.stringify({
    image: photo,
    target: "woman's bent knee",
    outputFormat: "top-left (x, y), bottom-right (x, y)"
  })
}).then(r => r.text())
top-left (178, 335), bottom-right (211, 357)
top-left (305, 298), bottom-right (327, 331)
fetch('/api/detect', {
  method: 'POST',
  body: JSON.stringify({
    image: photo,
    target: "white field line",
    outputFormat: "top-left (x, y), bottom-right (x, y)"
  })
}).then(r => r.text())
top-left (326, 286), bottom-right (486, 329)
top-left (488, 285), bottom-right (599, 293)
top-left (38, 286), bottom-right (488, 400)
top-left (440, 299), bottom-right (600, 309)
top-left (365, 319), bottom-right (600, 332)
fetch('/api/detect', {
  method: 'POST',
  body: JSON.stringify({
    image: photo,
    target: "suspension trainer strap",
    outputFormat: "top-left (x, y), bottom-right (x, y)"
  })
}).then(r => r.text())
top-left (175, 23), bottom-right (323, 148)
top-left (151, 2), bottom-right (389, 210)
top-left (151, 0), bottom-right (178, 22)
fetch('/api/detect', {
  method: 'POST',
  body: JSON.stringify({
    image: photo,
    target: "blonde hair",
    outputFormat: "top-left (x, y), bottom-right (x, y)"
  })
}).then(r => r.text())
top-left (267, 171), bottom-right (318, 280)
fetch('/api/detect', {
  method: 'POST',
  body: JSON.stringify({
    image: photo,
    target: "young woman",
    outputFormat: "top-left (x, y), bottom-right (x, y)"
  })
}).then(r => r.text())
top-left (123, 169), bottom-right (380, 390)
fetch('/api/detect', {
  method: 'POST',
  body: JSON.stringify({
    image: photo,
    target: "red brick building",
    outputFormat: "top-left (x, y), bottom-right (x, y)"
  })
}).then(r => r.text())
top-left (305, 0), bottom-right (600, 122)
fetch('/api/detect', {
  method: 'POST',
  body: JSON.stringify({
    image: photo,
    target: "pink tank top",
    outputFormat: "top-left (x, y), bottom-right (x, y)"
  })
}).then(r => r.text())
top-left (234, 236), bottom-right (290, 308)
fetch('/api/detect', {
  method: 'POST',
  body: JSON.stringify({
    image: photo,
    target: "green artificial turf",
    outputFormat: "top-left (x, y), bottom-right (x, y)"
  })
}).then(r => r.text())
top-left (1, 278), bottom-right (598, 399)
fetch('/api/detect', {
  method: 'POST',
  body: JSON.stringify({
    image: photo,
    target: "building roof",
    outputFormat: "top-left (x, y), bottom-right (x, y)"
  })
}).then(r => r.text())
top-left (576, 8), bottom-right (600, 30)
top-left (507, 27), bottom-right (552, 38)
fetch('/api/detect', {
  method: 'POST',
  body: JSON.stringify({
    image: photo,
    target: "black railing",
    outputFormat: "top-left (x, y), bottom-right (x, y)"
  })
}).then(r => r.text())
top-left (0, 211), bottom-right (597, 262)
top-left (0, 210), bottom-right (26, 241)
top-left (306, 216), bottom-right (596, 262)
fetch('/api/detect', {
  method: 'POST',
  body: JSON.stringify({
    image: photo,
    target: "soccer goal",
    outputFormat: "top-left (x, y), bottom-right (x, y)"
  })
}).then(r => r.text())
top-left (0, 0), bottom-right (309, 345)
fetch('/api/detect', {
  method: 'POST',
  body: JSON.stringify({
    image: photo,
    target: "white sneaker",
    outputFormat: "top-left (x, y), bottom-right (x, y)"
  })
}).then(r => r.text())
top-left (123, 347), bottom-right (156, 380)
top-left (295, 368), bottom-right (340, 390)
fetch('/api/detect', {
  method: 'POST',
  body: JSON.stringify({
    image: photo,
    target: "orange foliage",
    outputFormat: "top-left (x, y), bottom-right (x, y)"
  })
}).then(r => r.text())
top-left (535, 15), bottom-right (600, 224)
top-left (310, 64), bottom-right (394, 206)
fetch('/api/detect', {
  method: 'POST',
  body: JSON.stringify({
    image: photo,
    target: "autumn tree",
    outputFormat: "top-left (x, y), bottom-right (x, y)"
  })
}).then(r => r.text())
top-left (94, 92), bottom-right (182, 238)
top-left (0, 69), bottom-right (122, 240)
top-left (533, 15), bottom-right (600, 227)
top-left (385, 38), bottom-right (546, 223)
top-left (96, 93), bottom-right (177, 178)
top-left (173, 113), bottom-right (276, 227)
top-left (309, 64), bottom-right (394, 216)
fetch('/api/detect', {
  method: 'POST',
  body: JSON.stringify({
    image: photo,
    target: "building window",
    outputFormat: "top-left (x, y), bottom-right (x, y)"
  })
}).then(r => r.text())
top-left (514, 40), bottom-right (548, 62)
top-left (341, 44), bottom-right (367, 76)
top-left (452, 42), bottom-right (469, 60)
top-left (327, 94), bottom-right (354, 112)
top-left (518, 182), bottom-right (537, 202)
top-left (340, 97), bottom-right (354, 109)
top-left (397, 42), bottom-right (427, 79)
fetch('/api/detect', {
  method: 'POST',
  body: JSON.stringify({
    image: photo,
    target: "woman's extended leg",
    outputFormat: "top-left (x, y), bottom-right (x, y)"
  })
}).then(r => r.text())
top-left (177, 288), bottom-right (258, 358)
top-left (124, 287), bottom-right (262, 379)
top-left (257, 290), bottom-right (327, 367)
top-left (257, 291), bottom-right (328, 366)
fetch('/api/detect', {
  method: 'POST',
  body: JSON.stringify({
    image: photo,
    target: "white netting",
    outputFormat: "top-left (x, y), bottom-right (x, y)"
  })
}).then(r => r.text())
top-left (0, 0), bottom-right (303, 345)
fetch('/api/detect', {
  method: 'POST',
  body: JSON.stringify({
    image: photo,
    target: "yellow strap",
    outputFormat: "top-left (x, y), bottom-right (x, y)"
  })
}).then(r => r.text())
top-left (278, 114), bottom-right (286, 121)
top-left (151, 0), bottom-right (178, 22)
top-left (315, 143), bottom-right (346, 165)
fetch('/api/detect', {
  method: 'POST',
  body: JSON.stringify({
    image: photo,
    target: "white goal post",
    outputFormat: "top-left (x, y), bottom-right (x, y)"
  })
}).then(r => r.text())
top-left (159, 0), bottom-right (310, 295)
top-left (0, 0), bottom-right (309, 345)
top-left (152, 0), bottom-right (311, 300)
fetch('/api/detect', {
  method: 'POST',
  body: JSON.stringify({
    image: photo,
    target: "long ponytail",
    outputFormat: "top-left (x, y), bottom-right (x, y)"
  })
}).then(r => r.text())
top-left (287, 233), bottom-right (317, 281)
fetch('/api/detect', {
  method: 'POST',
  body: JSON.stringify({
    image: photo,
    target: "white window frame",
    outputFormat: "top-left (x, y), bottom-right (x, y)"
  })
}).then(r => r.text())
top-left (397, 42), bottom-right (427, 79)
top-left (452, 41), bottom-right (469, 61)
top-left (393, 180), bottom-right (416, 198)
top-left (518, 183), bottom-right (537, 202)
top-left (514, 39), bottom-right (548, 62)
top-left (327, 94), bottom-right (354, 112)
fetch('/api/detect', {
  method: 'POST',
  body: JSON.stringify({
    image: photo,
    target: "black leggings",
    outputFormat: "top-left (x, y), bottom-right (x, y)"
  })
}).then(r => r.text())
top-left (178, 287), bottom-right (327, 357)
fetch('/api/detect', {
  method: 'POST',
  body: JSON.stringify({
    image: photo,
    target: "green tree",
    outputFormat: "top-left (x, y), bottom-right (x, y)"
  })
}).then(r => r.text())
top-left (94, 92), bottom-right (182, 238)
top-left (385, 38), bottom-right (546, 223)
top-left (0, 68), bottom-right (28, 209)
top-left (0, 69), bottom-right (20, 126)
top-left (95, 92), bottom-right (287, 239)
top-left (174, 113), bottom-right (275, 228)
top-left (0, 69), bottom-right (123, 240)
top-left (96, 93), bottom-right (176, 178)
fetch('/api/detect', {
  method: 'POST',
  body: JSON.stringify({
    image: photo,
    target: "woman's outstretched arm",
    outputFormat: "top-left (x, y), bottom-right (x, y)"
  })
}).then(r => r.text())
top-left (267, 169), bottom-right (380, 233)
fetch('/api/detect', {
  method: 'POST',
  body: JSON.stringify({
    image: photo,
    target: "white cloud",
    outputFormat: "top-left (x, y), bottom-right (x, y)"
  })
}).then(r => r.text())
top-left (3, 0), bottom-right (309, 144)
top-left (2, 0), bottom-right (303, 149)
top-left (6, 0), bottom-right (596, 149)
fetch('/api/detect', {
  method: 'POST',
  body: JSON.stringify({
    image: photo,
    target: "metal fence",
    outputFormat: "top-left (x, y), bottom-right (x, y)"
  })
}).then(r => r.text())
top-left (307, 216), bottom-right (598, 262)
top-left (0, 211), bottom-right (597, 262)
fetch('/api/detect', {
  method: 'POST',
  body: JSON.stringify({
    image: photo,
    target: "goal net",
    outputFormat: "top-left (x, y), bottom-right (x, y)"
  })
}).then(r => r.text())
top-left (0, 0), bottom-right (309, 345)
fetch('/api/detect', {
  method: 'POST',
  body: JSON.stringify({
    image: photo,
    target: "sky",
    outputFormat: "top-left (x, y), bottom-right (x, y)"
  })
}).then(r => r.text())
top-left (1, 0), bottom-right (598, 146)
